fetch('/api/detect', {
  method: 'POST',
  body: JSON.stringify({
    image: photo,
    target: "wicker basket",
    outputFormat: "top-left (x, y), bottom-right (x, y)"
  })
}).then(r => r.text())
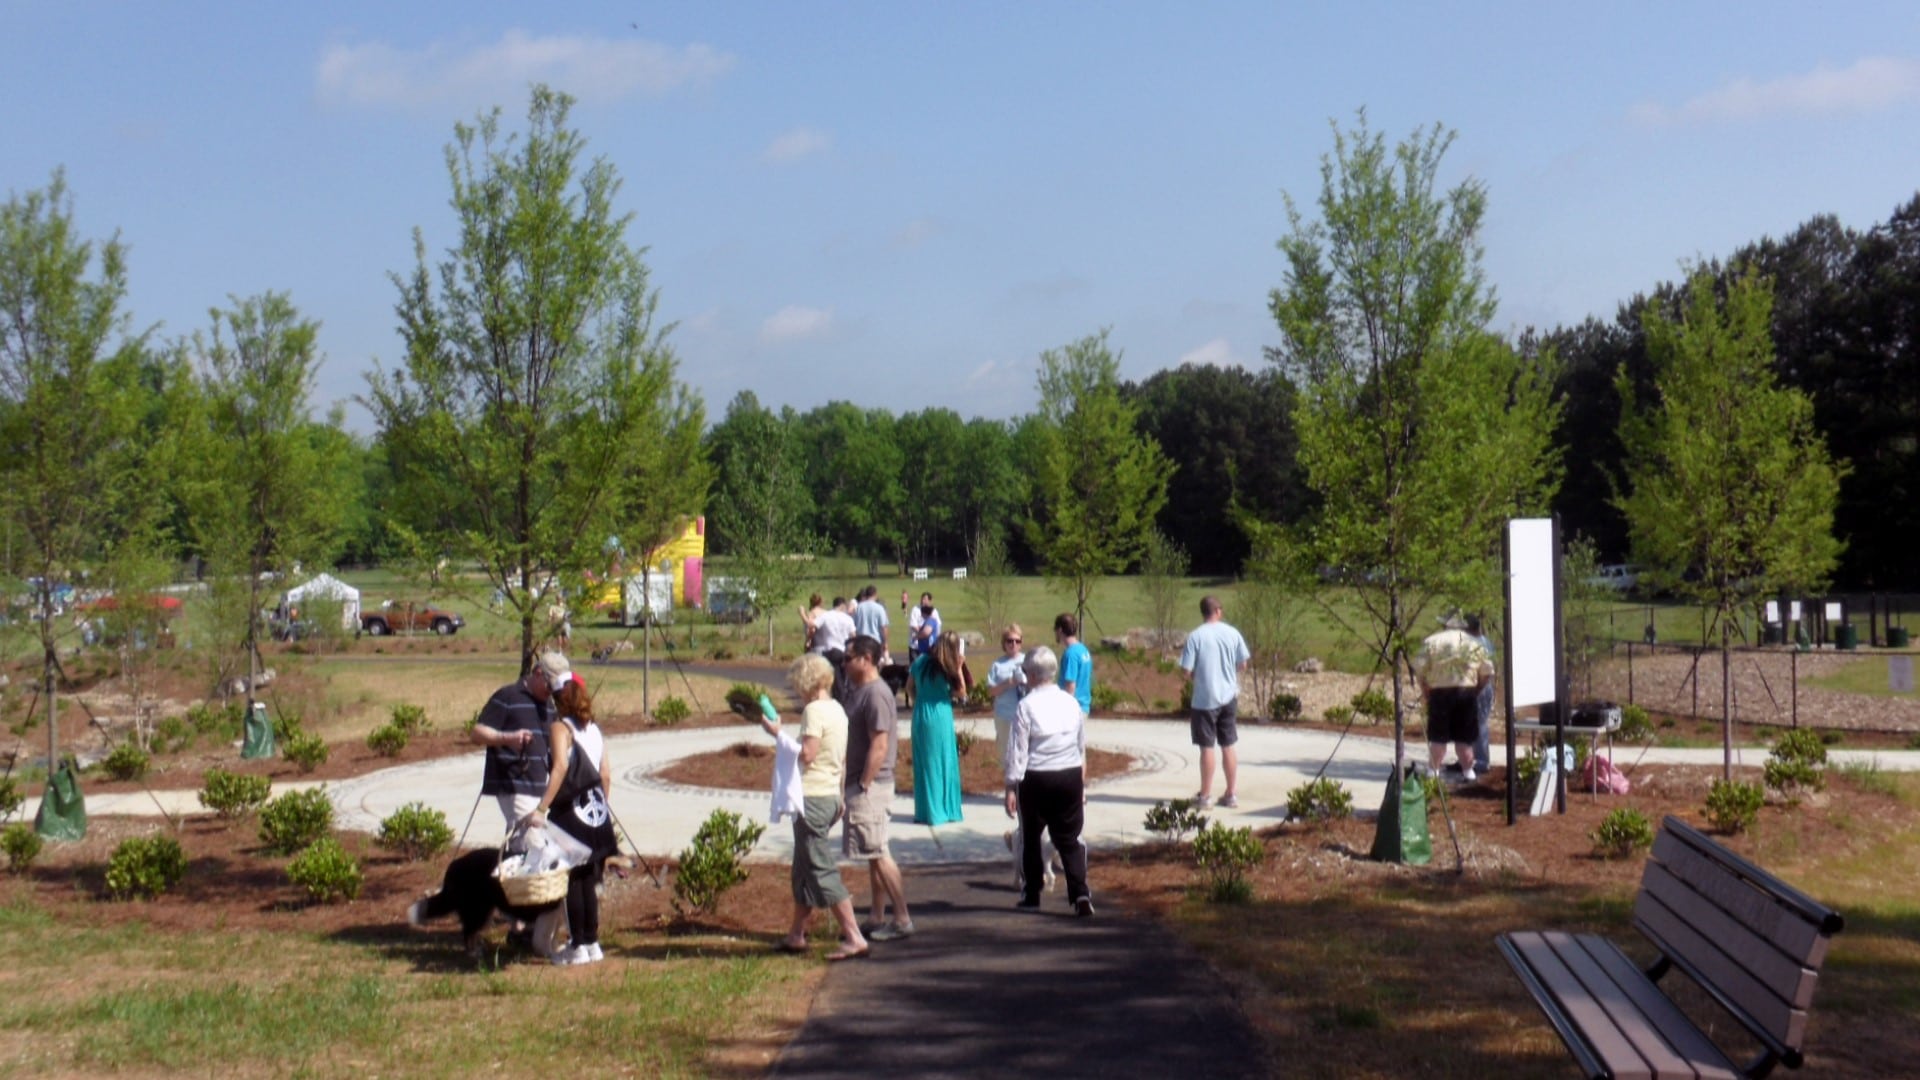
top-left (495, 850), bottom-right (570, 906)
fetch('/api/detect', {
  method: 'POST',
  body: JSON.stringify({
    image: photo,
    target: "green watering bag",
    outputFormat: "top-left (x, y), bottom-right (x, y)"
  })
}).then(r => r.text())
top-left (35, 757), bottom-right (87, 840)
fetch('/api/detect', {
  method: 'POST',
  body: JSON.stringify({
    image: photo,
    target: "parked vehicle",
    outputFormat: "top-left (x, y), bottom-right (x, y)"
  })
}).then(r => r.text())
top-left (1583, 564), bottom-right (1640, 593)
top-left (360, 600), bottom-right (465, 636)
top-left (621, 574), bottom-right (674, 626)
top-left (704, 577), bottom-right (757, 624)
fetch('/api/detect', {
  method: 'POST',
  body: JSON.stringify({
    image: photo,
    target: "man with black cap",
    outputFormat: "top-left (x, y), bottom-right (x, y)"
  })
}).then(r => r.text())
top-left (1413, 613), bottom-right (1492, 782)
top-left (471, 650), bottom-right (572, 836)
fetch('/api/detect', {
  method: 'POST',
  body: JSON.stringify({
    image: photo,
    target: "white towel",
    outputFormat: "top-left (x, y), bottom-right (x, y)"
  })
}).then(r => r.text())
top-left (770, 730), bottom-right (804, 823)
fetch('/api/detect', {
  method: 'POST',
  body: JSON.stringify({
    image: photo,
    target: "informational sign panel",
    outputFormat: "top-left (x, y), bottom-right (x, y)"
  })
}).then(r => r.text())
top-left (1507, 519), bottom-right (1559, 708)
top-left (1892, 657), bottom-right (1915, 695)
top-left (1765, 601), bottom-right (1780, 624)
top-left (1790, 601), bottom-right (1802, 621)
top-left (1825, 602), bottom-right (1844, 622)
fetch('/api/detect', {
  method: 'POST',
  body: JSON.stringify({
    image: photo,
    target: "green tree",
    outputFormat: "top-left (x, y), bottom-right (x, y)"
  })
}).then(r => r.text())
top-left (707, 392), bottom-right (813, 654)
top-left (1137, 528), bottom-right (1190, 653)
top-left (795, 401), bottom-right (904, 573)
top-left (1266, 116), bottom-right (1561, 804)
top-left (1616, 268), bottom-right (1844, 777)
top-left (1026, 330), bottom-right (1174, 627)
top-left (179, 292), bottom-right (353, 711)
top-left (366, 86), bottom-right (705, 673)
top-left (0, 172), bottom-right (163, 807)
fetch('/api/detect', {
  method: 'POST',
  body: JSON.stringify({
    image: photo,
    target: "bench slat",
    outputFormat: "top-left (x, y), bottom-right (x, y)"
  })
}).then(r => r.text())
top-left (1565, 933), bottom-right (1742, 1080)
top-left (1658, 816), bottom-right (1844, 935)
top-left (1648, 832), bottom-right (1828, 966)
top-left (1639, 862), bottom-right (1819, 1010)
top-left (1507, 931), bottom-right (1744, 1079)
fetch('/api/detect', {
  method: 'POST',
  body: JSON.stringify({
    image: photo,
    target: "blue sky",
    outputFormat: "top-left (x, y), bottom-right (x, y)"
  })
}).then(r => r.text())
top-left (6, 3), bottom-right (1919, 429)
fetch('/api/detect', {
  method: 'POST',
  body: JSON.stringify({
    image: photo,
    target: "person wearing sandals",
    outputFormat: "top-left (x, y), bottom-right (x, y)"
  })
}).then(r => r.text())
top-left (527, 672), bottom-right (616, 965)
top-left (1004, 646), bottom-right (1094, 916)
top-left (909, 630), bottom-right (970, 827)
top-left (1180, 595), bottom-right (1250, 810)
top-left (749, 654), bottom-right (869, 961)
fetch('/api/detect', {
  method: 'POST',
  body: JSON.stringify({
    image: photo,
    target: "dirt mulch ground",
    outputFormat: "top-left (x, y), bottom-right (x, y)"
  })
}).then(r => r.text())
top-left (655, 735), bottom-right (1135, 797)
top-left (1585, 647), bottom-right (1920, 733)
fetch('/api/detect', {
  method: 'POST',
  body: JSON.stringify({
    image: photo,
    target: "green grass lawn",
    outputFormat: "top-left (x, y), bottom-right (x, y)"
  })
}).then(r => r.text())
top-left (1801, 655), bottom-right (1920, 699)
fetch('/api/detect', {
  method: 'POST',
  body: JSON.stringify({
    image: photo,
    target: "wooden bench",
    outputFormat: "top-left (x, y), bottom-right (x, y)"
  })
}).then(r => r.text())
top-left (1498, 815), bottom-right (1845, 1079)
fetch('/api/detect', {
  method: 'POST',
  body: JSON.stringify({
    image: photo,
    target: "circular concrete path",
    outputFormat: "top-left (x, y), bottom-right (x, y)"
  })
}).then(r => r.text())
top-left (30, 717), bottom-right (1920, 860)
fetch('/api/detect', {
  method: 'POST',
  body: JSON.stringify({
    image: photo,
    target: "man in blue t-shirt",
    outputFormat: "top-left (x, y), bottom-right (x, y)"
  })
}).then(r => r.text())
top-left (1180, 596), bottom-right (1250, 810)
top-left (851, 585), bottom-right (891, 656)
top-left (1053, 613), bottom-right (1093, 715)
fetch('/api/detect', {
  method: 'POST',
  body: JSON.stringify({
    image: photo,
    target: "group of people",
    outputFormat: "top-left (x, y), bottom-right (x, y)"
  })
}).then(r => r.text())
top-left (470, 650), bottom-right (618, 966)
top-left (456, 592), bottom-right (1276, 965)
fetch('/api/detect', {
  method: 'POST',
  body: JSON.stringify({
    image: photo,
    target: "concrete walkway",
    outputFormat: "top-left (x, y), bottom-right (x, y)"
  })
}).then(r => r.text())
top-left (26, 719), bottom-right (1920, 858)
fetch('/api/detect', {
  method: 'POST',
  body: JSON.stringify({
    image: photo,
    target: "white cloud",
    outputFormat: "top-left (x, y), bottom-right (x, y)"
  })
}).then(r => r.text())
top-left (759, 305), bottom-right (835, 344)
top-left (316, 30), bottom-right (735, 109)
top-left (763, 127), bottom-right (831, 163)
top-left (1177, 338), bottom-right (1242, 368)
top-left (1631, 55), bottom-right (1920, 126)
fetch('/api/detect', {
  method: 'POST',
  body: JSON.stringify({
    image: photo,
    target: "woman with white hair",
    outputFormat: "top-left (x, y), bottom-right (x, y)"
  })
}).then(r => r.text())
top-left (1003, 645), bottom-right (1094, 916)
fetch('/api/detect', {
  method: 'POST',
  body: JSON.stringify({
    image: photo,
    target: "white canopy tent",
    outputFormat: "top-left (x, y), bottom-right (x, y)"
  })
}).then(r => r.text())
top-left (282, 573), bottom-right (361, 630)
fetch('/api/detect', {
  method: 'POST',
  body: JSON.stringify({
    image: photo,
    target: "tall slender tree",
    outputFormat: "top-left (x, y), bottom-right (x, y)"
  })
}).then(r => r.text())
top-left (366, 86), bottom-right (705, 673)
top-left (1026, 329), bottom-right (1173, 628)
top-left (1616, 268), bottom-right (1845, 777)
top-left (0, 172), bottom-right (161, 817)
top-left (179, 291), bottom-right (353, 712)
top-left (1266, 116), bottom-right (1561, 825)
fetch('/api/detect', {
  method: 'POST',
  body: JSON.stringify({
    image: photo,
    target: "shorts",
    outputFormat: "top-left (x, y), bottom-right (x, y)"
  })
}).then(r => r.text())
top-left (495, 793), bottom-right (541, 847)
top-left (1426, 687), bottom-right (1479, 745)
top-left (842, 780), bottom-right (894, 860)
top-left (793, 795), bottom-right (850, 908)
top-left (1190, 701), bottom-right (1240, 749)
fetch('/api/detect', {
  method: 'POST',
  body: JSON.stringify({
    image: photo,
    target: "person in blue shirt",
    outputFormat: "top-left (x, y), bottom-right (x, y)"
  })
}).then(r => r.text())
top-left (1179, 596), bottom-right (1250, 810)
top-left (1053, 613), bottom-right (1093, 716)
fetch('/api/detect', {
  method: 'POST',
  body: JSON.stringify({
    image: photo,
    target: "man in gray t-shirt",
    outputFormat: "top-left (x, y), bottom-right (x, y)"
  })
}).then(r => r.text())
top-left (1179, 595), bottom-right (1251, 810)
top-left (842, 634), bottom-right (913, 939)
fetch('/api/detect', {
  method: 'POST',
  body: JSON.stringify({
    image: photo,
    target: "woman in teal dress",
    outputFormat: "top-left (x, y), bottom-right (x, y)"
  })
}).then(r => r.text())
top-left (909, 631), bottom-right (970, 826)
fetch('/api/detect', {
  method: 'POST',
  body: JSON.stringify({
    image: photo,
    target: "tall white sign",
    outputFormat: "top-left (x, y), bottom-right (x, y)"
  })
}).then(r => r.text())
top-left (1507, 519), bottom-right (1559, 708)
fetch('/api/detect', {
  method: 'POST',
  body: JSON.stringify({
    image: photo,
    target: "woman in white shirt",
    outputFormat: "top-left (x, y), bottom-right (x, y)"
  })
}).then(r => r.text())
top-left (1003, 646), bottom-right (1093, 916)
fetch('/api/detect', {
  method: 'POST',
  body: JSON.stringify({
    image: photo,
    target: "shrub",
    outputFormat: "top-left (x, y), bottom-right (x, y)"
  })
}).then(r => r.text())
top-left (1268, 693), bottom-right (1302, 723)
top-left (105, 835), bottom-right (187, 899)
top-left (283, 730), bottom-right (330, 773)
top-left (365, 723), bottom-right (408, 757)
top-left (1704, 779), bottom-right (1764, 833)
top-left (187, 700), bottom-right (245, 741)
top-left (672, 808), bottom-right (765, 918)
top-left (723, 684), bottom-right (762, 717)
top-left (1179, 680), bottom-right (1193, 712)
top-left (1765, 728), bottom-right (1827, 799)
top-left (652, 696), bottom-right (691, 726)
top-left (1323, 704), bottom-right (1353, 726)
top-left (1417, 772), bottom-right (1445, 809)
top-left (1192, 822), bottom-right (1264, 903)
top-left (2, 823), bottom-right (43, 872)
top-left (1285, 777), bottom-right (1354, 823)
top-left (259, 787), bottom-right (335, 856)
top-left (1350, 689), bottom-right (1393, 725)
top-left (706, 642), bottom-right (736, 661)
top-left (966, 681), bottom-right (992, 710)
top-left (376, 802), bottom-right (454, 861)
top-left (198, 768), bottom-right (271, 819)
top-left (1591, 808), bottom-right (1655, 859)
top-left (1143, 799), bottom-right (1209, 844)
top-left (152, 714), bottom-right (191, 754)
top-left (288, 837), bottom-right (363, 903)
top-left (955, 722), bottom-right (980, 757)
top-left (272, 708), bottom-right (304, 743)
top-left (1617, 704), bottom-right (1655, 743)
top-left (99, 742), bottom-right (151, 782)
top-left (0, 775), bottom-right (23, 820)
top-left (1091, 684), bottom-right (1125, 712)
top-left (390, 703), bottom-right (431, 736)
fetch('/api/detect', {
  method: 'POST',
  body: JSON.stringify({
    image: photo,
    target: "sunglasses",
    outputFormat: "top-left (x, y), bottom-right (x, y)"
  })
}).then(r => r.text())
top-left (1003, 637), bottom-right (1021, 645)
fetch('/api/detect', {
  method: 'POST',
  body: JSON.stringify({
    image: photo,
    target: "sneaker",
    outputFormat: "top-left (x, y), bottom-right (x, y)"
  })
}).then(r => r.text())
top-left (1217, 794), bottom-right (1239, 809)
top-left (1074, 897), bottom-right (1096, 918)
top-left (550, 945), bottom-right (587, 966)
top-left (1442, 761), bottom-right (1464, 776)
top-left (1043, 862), bottom-right (1057, 893)
top-left (1015, 896), bottom-right (1040, 910)
top-left (1193, 793), bottom-right (1213, 810)
top-left (584, 942), bottom-right (604, 962)
top-left (1462, 768), bottom-right (1477, 783)
top-left (869, 921), bottom-right (916, 942)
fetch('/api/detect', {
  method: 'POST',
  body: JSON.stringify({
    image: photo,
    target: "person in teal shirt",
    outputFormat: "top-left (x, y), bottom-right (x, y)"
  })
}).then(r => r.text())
top-left (908, 631), bottom-right (969, 826)
top-left (1054, 613), bottom-right (1093, 715)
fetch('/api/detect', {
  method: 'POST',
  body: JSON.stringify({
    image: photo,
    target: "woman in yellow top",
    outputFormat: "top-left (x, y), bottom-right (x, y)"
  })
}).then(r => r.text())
top-left (752, 653), bottom-right (869, 961)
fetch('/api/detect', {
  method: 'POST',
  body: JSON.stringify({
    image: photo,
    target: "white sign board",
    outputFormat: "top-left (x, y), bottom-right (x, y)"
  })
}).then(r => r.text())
top-left (1790, 601), bottom-right (1802, 621)
top-left (1892, 656), bottom-right (1915, 694)
top-left (1765, 601), bottom-right (1780, 624)
top-left (1507, 519), bottom-right (1559, 708)
top-left (911, 567), bottom-right (929, 581)
top-left (952, 567), bottom-right (968, 580)
top-left (1825, 602), bottom-right (1843, 622)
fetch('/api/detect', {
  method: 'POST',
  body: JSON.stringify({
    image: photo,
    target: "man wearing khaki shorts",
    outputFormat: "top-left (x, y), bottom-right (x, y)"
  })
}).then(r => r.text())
top-left (842, 635), bottom-right (914, 940)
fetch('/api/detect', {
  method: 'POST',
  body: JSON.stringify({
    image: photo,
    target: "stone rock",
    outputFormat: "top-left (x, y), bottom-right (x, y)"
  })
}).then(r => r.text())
top-left (1293, 657), bottom-right (1325, 674)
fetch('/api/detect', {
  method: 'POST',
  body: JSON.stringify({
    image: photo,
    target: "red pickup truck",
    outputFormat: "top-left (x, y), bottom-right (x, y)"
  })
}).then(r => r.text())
top-left (360, 601), bottom-right (465, 636)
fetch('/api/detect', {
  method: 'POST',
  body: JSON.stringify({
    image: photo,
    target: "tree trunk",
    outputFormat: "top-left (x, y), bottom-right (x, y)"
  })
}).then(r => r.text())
top-left (1720, 617), bottom-right (1733, 782)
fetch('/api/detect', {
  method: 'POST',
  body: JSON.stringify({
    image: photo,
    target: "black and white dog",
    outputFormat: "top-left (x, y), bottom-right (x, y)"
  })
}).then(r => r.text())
top-left (407, 848), bottom-right (567, 959)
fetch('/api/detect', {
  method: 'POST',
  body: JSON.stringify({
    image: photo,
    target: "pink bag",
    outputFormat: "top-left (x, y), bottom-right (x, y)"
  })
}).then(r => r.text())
top-left (1580, 753), bottom-right (1630, 794)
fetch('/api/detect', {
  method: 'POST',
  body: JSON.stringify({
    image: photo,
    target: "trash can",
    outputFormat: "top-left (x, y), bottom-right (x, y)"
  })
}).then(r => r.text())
top-left (1836, 624), bottom-right (1859, 651)
top-left (1890, 626), bottom-right (1911, 649)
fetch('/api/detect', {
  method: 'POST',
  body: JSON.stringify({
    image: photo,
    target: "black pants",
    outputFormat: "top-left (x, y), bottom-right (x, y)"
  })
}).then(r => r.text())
top-left (566, 863), bottom-right (600, 946)
top-left (1018, 767), bottom-right (1089, 904)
